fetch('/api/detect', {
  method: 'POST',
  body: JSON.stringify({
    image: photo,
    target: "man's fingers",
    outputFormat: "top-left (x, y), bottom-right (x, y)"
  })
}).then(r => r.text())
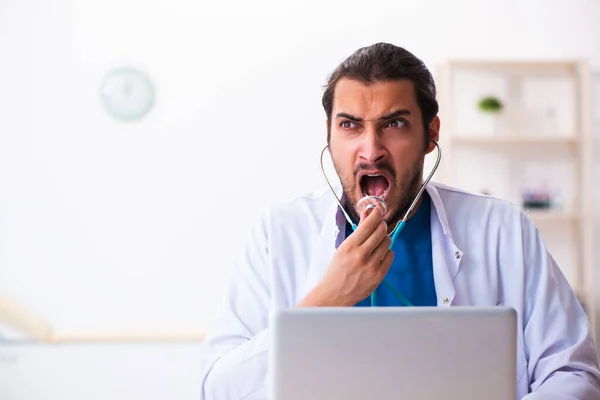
top-left (361, 221), bottom-right (389, 252)
top-left (380, 250), bottom-right (394, 271)
top-left (371, 234), bottom-right (392, 263)
top-left (351, 206), bottom-right (384, 245)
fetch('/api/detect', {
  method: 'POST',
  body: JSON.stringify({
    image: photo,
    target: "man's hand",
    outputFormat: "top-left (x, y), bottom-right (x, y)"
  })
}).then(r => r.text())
top-left (298, 207), bottom-right (393, 307)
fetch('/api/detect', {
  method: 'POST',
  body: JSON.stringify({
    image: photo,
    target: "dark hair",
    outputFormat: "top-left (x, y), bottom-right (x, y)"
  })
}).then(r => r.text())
top-left (322, 43), bottom-right (438, 144)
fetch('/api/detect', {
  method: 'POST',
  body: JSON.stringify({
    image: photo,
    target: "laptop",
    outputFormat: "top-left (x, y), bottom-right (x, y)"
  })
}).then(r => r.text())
top-left (269, 307), bottom-right (516, 400)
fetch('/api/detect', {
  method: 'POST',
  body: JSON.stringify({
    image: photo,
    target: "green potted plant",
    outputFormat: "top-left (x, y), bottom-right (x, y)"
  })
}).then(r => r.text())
top-left (478, 96), bottom-right (503, 113)
top-left (477, 95), bottom-right (504, 134)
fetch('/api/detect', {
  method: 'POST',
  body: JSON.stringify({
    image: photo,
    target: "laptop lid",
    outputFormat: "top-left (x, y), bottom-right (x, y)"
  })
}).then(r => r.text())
top-left (270, 307), bottom-right (516, 400)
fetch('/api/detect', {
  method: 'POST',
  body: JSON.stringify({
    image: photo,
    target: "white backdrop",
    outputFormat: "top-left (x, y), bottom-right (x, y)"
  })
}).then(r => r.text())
top-left (1, 0), bottom-right (600, 336)
top-left (1, 0), bottom-right (600, 399)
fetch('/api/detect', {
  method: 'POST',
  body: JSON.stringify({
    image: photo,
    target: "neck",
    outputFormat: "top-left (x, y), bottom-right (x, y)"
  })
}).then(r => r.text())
top-left (387, 193), bottom-right (425, 234)
top-left (386, 177), bottom-right (428, 233)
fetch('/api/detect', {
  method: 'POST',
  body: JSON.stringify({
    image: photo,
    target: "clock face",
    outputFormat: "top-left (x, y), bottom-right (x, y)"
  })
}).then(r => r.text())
top-left (100, 67), bottom-right (156, 121)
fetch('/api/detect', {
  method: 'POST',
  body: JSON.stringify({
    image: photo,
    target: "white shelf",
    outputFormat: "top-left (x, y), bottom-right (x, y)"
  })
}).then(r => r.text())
top-left (451, 135), bottom-right (579, 146)
top-left (445, 60), bottom-right (579, 76)
top-left (446, 59), bottom-right (580, 68)
top-left (523, 209), bottom-right (579, 222)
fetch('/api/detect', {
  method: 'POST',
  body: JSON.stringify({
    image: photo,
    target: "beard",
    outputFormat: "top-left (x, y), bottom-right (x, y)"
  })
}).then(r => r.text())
top-left (334, 158), bottom-right (424, 227)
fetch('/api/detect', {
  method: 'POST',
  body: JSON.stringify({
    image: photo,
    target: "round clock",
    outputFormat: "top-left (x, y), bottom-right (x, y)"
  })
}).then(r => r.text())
top-left (99, 67), bottom-right (156, 121)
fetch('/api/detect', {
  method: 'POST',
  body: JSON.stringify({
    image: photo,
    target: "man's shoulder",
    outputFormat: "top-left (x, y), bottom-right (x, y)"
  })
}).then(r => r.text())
top-left (430, 181), bottom-right (525, 224)
top-left (260, 186), bottom-right (336, 228)
top-left (269, 186), bottom-right (333, 211)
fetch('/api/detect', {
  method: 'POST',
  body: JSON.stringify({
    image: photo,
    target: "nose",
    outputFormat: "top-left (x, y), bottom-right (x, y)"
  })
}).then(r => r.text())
top-left (358, 128), bottom-right (387, 164)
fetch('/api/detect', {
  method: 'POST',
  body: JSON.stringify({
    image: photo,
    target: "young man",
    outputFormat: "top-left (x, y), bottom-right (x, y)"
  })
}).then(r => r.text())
top-left (199, 43), bottom-right (600, 399)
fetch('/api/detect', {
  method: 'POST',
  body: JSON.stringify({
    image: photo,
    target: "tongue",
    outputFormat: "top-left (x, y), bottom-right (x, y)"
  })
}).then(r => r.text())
top-left (365, 176), bottom-right (388, 196)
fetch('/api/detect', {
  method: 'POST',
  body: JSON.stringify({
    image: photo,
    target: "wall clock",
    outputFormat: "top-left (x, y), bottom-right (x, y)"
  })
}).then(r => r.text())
top-left (99, 67), bottom-right (156, 122)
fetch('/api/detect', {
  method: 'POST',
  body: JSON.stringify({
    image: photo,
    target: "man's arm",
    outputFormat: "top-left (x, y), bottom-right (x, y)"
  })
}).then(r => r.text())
top-left (198, 204), bottom-right (391, 399)
top-left (520, 213), bottom-right (600, 399)
top-left (199, 210), bottom-right (272, 400)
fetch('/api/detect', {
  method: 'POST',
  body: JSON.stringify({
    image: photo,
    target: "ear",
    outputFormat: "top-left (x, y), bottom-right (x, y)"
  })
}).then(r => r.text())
top-left (426, 115), bottom-right (440, 154)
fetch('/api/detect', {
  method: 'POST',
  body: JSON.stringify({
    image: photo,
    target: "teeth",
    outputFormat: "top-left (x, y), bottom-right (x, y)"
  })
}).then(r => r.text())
top-left (360, 174), bottom-right (390, 198)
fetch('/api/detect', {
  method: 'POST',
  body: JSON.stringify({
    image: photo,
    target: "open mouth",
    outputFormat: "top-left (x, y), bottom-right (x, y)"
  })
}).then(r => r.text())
top-left (359, 173), bottom-right (391, 200)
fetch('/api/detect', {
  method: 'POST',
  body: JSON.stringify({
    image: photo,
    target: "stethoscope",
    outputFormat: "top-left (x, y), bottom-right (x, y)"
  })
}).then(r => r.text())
top-left (319, 140), bottom-right (442, 307)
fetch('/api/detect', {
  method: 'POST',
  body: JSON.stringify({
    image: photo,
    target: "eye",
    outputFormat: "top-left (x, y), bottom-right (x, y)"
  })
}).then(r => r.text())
top-left (386, 119), bottom-right (407, 129)
top-left (340, 120), bottom-right (358, 129)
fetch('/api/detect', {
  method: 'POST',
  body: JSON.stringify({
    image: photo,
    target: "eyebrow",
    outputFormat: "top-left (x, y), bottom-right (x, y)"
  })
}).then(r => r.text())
top-left (335, 109), bottom-right (412, 122)
top-left (380, 109), bottom-right (412, 120)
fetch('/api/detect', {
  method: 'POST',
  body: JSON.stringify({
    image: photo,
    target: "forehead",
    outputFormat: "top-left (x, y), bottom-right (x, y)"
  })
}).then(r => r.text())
top-left (332, 78), bottom-right (419, 119)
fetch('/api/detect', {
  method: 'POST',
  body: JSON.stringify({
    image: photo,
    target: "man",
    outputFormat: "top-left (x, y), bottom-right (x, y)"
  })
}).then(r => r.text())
top-left (199, 43), bottom-right (600, 399)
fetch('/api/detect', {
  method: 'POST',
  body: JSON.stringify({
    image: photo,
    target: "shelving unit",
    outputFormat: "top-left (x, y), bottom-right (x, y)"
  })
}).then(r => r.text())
top-left (451, 135), bottom-right (579, 146)
top-left (436, 60), bottom-right (595, 336)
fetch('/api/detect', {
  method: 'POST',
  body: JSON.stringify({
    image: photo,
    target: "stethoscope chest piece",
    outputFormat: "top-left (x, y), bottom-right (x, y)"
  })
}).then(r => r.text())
top-left (356, 195), bottom-right (388, 217)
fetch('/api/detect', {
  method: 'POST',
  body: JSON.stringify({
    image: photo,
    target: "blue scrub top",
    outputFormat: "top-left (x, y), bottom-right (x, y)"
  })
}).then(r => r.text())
top-left (346, 193), bottom-right (437, 307)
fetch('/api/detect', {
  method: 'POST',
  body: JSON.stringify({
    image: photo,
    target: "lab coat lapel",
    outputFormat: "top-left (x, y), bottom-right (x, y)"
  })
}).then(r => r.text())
top-left (299, 196), bottom-right (343, 301)
top-left (426, 183), bottom-right (463, 307)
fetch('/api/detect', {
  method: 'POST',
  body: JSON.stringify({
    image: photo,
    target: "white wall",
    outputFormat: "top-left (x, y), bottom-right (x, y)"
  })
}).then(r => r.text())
top-left (1, 0), bottom-right (599, 399)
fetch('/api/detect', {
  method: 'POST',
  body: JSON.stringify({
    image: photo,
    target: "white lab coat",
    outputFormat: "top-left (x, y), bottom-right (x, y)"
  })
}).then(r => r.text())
top-left (199, 181), bottom-right (600, 400)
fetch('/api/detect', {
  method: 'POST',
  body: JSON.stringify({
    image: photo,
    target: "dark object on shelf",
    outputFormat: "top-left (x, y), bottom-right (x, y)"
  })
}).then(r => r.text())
top-left (522, 188), bottom-right (551, 209)
top-left (523, 200), bottom-right (551, 209)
